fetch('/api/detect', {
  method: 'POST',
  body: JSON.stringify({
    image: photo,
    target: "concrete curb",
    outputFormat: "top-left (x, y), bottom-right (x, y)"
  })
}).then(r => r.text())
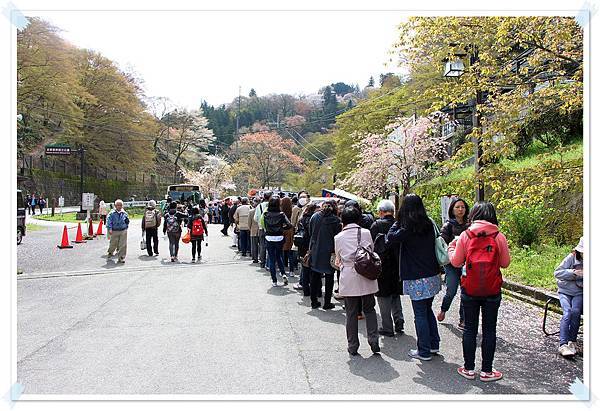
top-left (502, 279), bottom-right (561, 314)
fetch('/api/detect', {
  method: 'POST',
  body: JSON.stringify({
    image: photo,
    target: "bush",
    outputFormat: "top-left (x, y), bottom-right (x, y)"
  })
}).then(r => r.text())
top-left (501, 204), bottom-right (548, 247)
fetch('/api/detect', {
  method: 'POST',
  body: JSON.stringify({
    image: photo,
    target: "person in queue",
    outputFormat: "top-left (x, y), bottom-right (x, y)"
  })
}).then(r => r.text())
top-left (386, 194), bottom-right (441, 361)
top-left (335, 205), bottom-right (380, 355)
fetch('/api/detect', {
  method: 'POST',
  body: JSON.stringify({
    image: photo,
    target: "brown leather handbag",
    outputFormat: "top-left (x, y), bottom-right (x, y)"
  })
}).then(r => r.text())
top-left (353, 227), bottom-right (381, 280)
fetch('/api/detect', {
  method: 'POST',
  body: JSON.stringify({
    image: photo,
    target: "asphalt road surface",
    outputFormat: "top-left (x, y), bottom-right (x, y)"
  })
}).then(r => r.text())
top-left (17, 219), bottom-right (583, 395)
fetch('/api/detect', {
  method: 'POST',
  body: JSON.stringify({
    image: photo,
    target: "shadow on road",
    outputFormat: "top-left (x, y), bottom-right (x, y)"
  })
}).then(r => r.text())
top-left (379, 333), bottom-right (418, 363)
top-left (347, 354), bottom-right (400, 383)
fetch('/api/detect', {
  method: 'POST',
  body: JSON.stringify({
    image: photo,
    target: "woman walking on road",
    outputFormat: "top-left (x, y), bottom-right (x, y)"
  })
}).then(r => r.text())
top-left (187, 206), bottom-right (208, 263)
top-left (386, 194), bottom-right (441, 361)
top-left (263, 197), bottom-right (293, 287)
top-left (335, 206), bottom-right (380, 356)
top-left (437, 197), bottom-right (470, 329)
top-left (448, 201), bottom-right (511, 382)
top-left (163, 202), bottom-right (188, 262)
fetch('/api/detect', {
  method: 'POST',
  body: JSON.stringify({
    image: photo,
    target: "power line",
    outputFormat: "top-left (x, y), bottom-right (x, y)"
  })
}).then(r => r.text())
top-left (281, 128), bottom-right (325, 163)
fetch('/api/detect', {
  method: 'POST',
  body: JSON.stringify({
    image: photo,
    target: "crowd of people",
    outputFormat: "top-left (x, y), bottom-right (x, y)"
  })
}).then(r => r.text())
top-left (24, 193), bottom-right (47, 215)
top-left (99, 190), bottom-right (583, 381)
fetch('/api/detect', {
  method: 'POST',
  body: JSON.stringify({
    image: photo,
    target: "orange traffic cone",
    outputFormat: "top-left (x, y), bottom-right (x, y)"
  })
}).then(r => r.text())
top-left (57, 225), bottom-right (73, 249)
top-left (73, 222), bottom-right (86, 243)
top-left (96, 219), bottom-right (104, 235)
top-left (88, 219), bottom-right (95, 238)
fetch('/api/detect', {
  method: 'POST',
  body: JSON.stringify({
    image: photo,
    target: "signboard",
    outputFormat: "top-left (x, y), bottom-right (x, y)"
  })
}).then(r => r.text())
top-left (82, 192), bottom-right (95, 211)
top-left (58, 196), bottom-right (64, 207)
top-left (441, 194), bottom-right (459, 224)
top-left (45, 144), bottom-right (72, 155)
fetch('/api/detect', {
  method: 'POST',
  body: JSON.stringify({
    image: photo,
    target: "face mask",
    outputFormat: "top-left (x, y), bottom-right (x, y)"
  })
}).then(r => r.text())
top-left (299, 198), bottom-right (308, 206)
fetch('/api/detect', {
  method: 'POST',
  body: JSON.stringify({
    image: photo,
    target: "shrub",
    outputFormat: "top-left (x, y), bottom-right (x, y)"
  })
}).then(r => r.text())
top-left (501, 204), bottom-right (548, 247)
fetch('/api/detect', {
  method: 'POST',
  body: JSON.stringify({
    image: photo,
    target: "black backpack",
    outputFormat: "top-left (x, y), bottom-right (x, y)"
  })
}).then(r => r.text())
top-left (372, 220), bottom-right (392, 258)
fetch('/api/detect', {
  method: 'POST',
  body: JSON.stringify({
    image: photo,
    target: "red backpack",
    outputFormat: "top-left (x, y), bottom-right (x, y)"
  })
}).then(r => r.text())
top-left (461, 229), bottom-right (503, 297)
top-left (191, 218), bottom-right (204, 236)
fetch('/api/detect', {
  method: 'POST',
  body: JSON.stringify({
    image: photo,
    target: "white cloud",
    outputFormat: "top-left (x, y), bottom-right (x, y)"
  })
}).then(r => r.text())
top-left (27, 10), bottom-right (407, 108)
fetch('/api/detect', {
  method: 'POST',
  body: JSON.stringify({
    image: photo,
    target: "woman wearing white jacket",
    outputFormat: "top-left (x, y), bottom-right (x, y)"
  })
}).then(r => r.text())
top-left (334, 206), bottom-right (380, 356)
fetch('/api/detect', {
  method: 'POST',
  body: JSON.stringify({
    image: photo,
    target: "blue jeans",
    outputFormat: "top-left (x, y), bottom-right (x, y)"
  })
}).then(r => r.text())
top-left (410, 297), bottom-right (440, 357)
top-left (266, 240), bottom-right (286, 282)
top-left (239, 230), bottom-right (250, 255)
top-left (441, 265), bottom-right (465, 322)
top-left (461, 292), bottom-right (501, 373)
top-left (288, 250), bottom-right (298, 271)
top-left (559, 293), bottom-right (583, 346)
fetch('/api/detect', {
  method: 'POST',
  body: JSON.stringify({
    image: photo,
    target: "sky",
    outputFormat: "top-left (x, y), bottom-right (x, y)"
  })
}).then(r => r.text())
top-left (27, 10), bottom-right (409, 109)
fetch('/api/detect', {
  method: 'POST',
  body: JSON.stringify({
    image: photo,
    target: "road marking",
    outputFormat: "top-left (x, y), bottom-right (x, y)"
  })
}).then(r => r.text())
top-left (17, 260), bottom-right (250, 280)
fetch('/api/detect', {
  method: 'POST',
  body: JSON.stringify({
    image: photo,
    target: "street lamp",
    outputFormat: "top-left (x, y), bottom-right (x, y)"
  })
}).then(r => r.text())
top-left (443, 47), bottom-right (485, 202)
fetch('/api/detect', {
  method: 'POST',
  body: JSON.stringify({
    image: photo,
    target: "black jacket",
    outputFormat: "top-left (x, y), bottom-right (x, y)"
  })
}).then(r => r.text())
top-left (297, 212), bottom-right (314, 257)
top-left (359, 213), bottom-right (375, 230)
top-left (309, 211), bottom-right (342, 275)
top-left (440, 218), bottom-right (469, 245)
top-left (263, 211), bottom-right (292, 236)
top-left (228, 204), bottom-right (238, 222)
top-left (187, 215), bottom-right (208, 240)
top-left (221, 204), bottom-right (230, 221)
top-left (386, 221), bottom-right (438, 281)
top-left (370, 216), bottom-right (401, 296)
top-left (162, 209), bottom-right (188, 234)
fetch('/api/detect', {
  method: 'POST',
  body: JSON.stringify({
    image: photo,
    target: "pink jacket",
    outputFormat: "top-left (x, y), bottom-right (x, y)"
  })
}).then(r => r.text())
top-left (447, 220), bottom-right (511, 269)
top-left (334, 224), bottom-right (379, 297)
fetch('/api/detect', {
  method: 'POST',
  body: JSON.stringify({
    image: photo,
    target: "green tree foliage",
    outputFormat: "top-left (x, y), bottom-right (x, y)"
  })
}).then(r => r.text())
top-left (367, 76), bottom-right (375, 87)
top-left (332, 85), bottom-right (413, 178)
top-left (17, 17), bottom-right (159, 173)
top-left (393, 16), bottom-right (583, 160)
top-left (249, 88), bottom-right (257, 97)
top-left (331, 82), bottom-right (353, 96)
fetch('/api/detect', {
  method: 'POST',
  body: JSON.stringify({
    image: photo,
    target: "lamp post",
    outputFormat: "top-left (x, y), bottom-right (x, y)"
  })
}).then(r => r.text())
top-left (443, 47), bottom-right (485, 202)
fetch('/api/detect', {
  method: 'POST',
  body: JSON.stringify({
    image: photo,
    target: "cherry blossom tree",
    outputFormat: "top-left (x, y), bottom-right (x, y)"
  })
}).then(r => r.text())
top-left (182, 155), bottom-right (233, 199)
top-left (230, 131), bottom-right (304, 189)
top-left (340, 116), bottom-right (448, 199)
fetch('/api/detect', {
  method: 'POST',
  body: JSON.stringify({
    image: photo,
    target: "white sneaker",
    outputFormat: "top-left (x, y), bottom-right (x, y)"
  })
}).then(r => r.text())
top-left (559, 344), bottom-right (575, 357)
top-left (272, 282), bottom-right (278, 287)
top-left (568, 341), bottom-right (578, 355)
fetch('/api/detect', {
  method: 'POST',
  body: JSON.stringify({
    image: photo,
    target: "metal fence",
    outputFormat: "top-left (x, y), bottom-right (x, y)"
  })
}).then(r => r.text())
top-left (18, 154), bottom-right (179, 185)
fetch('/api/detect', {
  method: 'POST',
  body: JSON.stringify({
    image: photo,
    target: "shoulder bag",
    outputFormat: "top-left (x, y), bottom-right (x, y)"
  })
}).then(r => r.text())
top-left (353, 228), bottom-right (381, 280)
top-left (431, 218), bottom-right (450, 266)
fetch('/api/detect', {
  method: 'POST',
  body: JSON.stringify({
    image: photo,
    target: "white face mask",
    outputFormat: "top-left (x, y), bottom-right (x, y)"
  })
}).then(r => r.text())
top-left (299, 198), bottom-right (308, 206)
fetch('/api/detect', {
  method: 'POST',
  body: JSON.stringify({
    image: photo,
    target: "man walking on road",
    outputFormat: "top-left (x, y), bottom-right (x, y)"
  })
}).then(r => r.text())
top-left (141, 200), bottom-right (161, 257)
top-left (220, 199), bottom-right (231, 236)
top-left (106, 199), bottom-right (130, 264)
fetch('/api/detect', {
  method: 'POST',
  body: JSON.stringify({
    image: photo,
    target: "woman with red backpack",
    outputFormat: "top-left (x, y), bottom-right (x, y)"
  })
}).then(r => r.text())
top-left (187, 206), bottom-right (208, 263)
top-left (447, 201), bottom-right (511, 382)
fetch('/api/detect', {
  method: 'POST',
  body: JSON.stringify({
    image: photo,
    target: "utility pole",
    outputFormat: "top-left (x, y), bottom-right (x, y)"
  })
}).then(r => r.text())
top-left (470, 47), bottom-right (484, 202)
top-left (78, 145), bottom-right (85, 213)
top-left (236, 86), bottom-right (241, 138)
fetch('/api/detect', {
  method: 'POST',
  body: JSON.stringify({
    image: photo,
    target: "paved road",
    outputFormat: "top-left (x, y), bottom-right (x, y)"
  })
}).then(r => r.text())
top-left (17, 224), bottom-right (583, 395)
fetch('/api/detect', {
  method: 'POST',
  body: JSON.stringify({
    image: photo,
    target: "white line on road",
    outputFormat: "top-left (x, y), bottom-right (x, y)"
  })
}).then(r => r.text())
top-left (17, 260), bottom-right (250, 280)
